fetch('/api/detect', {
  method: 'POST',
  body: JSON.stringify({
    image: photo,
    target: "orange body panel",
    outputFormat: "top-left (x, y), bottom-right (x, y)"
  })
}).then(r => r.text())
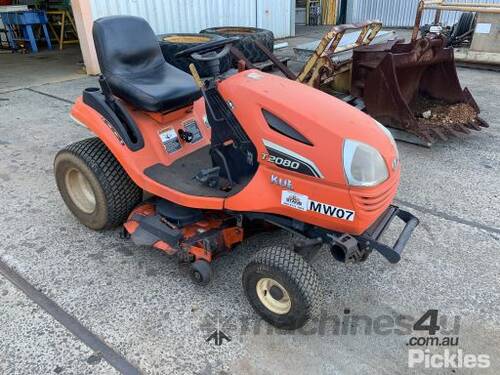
top-left (72, 69), bottom-right (400, 235)
top-left (72, 96), bottom-right (223, 209)
top-left (219, 71), bottom-right (400, 235)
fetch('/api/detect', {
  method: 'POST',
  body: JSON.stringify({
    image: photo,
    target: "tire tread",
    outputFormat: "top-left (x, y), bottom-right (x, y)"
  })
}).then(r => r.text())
top-left (245, 245), bottom-right (321, 327)
top-left (58, 137), bottom-right (142, 228)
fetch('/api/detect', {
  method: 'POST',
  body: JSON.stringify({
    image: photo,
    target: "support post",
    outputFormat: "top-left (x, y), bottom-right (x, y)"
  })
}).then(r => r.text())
top-left (70, 0), bottom-right (100, 75)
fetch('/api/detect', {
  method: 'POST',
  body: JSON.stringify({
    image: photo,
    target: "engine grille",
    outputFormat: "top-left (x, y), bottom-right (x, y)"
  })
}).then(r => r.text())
top-left (351, 178), bottom-right (399, 213)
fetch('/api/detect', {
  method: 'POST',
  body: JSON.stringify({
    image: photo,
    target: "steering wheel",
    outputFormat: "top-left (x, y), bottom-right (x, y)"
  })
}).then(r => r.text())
top-left (175, 37), bottom-right (239, 62)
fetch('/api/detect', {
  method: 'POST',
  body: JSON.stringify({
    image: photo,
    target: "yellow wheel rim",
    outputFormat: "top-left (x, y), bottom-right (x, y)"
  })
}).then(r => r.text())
top-left (163, 35), bottom-right (211, 43)
top-left (256, 278), bottom-right (291, 315)
top-left (212, 27), bottom-right (254, 34)
top-left (65, 168), bottom-right (96, 214)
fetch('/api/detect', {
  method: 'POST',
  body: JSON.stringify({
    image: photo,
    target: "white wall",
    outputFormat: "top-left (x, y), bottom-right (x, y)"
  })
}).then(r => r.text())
top-left (90, 0), bottom-right (293, 38)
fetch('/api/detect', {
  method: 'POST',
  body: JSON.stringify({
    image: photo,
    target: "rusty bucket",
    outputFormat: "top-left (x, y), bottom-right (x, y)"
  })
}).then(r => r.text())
top-left (351, 35), bottom-right (488, 143)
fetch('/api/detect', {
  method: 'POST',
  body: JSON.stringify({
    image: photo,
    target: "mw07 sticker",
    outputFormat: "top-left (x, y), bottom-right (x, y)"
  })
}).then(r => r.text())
top-left (281, 191), bottom-right (355, 221)
top-left (309, 200), bottom-right (355, 221)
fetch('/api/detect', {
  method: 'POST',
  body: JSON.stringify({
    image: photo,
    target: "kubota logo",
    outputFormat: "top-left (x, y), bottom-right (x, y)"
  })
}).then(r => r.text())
top-left (270, 174), bottom-right (293, 190)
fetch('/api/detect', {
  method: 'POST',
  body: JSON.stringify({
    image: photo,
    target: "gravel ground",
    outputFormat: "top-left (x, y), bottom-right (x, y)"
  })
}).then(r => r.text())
top-left (0, 61), bottom-right (499, 374)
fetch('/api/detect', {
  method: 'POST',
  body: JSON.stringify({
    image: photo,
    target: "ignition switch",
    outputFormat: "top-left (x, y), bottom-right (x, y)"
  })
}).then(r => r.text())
top-left (178, 129), bottom-right (194, 143)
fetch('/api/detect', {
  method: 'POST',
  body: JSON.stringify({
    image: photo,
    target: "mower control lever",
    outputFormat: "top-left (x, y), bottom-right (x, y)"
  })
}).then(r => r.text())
top-left (191, 44), bottom-right (231, 62)
top-left (175, 37), bottom-right (239, 59)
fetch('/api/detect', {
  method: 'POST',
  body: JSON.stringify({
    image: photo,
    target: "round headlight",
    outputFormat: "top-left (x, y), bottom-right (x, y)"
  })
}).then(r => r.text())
top-left (343, 139), bottom-right (389, 187)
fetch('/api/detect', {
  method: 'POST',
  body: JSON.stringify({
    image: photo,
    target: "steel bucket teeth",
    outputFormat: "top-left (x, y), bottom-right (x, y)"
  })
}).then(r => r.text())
top-left (477, 116), bottom-right (489, 128)
top-left (448, 128), bottom-right (464, 138)
top-left (455, 124), bottom-right (471, 134)
top-left (467, 122), bottom-right (482, 131)
top-left (432, 128), bottom-right (448, 141)
top-left (419, 131), bottom-right (435, 144)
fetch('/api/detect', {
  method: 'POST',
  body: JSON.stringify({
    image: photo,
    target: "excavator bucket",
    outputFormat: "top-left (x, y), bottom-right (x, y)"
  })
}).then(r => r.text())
top-left (350, 35), bottom-right (489, 144)
top-left (231, 20), bottom-right (488, 146)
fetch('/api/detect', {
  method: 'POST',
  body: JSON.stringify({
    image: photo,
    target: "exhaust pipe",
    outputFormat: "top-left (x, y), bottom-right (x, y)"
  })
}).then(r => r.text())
top-left (329, 234), bottom-right (371, 263)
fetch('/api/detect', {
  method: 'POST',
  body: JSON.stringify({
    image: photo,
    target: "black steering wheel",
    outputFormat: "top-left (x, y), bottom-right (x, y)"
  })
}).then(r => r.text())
top-left (175, 36), bottom-right (239, 62)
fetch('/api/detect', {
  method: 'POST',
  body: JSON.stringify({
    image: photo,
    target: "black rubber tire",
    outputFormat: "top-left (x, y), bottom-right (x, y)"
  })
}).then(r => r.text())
top-left (242, 245), bottom-right (321, 330)
top-left (190, 260), bottom-right (213, 286)
top-left (158, 33), bottom-right (232, 77)
top-left (200, 26), bottom-right (274, 64)
top-left (54, 137), bottom-right (142, 230)
top-left (451, 12), bottom-right (475, 40)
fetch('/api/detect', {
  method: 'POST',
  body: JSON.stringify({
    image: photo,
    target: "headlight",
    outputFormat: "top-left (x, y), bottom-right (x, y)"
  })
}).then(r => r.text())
top-left (375, 120), bottom-right (399, 160)
top-left (343, 139), bottom-right (388, 187)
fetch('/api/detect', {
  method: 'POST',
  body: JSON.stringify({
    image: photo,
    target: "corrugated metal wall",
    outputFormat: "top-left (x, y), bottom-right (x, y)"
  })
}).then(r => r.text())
top-left (257, 0), bottom-right (293, 38)
top-left (346, 0), bottom-right (500, 27)
top-left (90, 0), bottom-right (293, 38)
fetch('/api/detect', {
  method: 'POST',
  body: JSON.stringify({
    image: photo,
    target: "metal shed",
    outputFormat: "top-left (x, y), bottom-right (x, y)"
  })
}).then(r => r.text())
top-left (72, 0), bottom-right (294, 75)
top-left (346, 0), bottom-right (500, 27)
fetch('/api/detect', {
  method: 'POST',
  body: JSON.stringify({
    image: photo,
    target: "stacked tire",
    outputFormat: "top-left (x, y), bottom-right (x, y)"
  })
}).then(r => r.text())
top-left (449, 12), bottom-right (476, 47)
top-left (200, 26), bottom-right (274, 65)
top-left (159, 27), bottom-right (275, 76)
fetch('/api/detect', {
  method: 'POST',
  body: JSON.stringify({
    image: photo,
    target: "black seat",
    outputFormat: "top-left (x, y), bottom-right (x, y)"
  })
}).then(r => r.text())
top-left (92, 16), bottom-right (201, 113)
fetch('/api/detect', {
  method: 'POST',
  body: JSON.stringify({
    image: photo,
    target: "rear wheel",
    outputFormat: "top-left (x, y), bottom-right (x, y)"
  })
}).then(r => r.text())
top-left (54, 137), bottom-right (142, 230)
top-left (242, 245), bottom-right (321, 329)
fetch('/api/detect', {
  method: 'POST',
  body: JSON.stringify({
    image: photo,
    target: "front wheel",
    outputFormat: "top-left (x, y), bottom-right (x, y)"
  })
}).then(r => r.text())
top-left (242, 246), bottom-right (321, 330)
top-left (190, 260), bottom-right (213, 286)
top-left (54, 137), bottom-right (142, 230)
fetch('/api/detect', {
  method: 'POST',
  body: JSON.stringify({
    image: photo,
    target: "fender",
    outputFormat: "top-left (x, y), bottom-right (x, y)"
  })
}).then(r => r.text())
top-left (70, 96), bottom-right (225, 210)
top-left (82, 87), bottom-right (144, 151)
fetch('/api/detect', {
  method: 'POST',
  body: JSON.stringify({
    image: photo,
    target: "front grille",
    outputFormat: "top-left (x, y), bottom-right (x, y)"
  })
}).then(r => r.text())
top-left (351, 178), bottom-right (399, 213)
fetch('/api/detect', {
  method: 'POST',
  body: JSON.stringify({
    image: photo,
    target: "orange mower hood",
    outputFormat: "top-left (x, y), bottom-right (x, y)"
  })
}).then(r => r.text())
top-left (217, 70), bottom-right (398, 185)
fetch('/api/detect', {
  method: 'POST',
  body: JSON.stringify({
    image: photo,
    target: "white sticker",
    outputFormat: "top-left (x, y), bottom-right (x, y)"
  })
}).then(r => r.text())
top-left (281, 191), bottom-right (356, 221)
top-left (475, 23), bottom-right (491, 34)
top-left (281, 190), bottom-right (309, 211)
top-left (309, 200), bottom-right (355, 221)
top-left (160, 128), bottom-right (177, 142)
top-left (247, 72), bottom-right (263, 80)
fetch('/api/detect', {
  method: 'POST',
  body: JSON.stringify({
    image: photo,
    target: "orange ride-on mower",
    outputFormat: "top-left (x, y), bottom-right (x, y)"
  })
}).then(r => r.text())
top-left (54, 16), bottom-right (419, 329)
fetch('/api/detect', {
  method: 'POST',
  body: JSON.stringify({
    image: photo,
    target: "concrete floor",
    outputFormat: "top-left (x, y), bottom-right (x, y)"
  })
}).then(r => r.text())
top-left (0, 45), bottom-right (85, 93)
top-left (0, 28), bottom-right (499, 375)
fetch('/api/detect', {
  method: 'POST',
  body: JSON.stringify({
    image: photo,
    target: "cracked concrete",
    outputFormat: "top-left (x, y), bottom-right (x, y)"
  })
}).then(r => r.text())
top-left (0, 27), bottom-right (499, 375)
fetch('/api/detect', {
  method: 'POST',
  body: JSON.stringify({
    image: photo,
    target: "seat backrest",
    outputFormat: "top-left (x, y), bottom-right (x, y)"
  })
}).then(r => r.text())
top-left (93, 16), bottom-right (165, 76)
